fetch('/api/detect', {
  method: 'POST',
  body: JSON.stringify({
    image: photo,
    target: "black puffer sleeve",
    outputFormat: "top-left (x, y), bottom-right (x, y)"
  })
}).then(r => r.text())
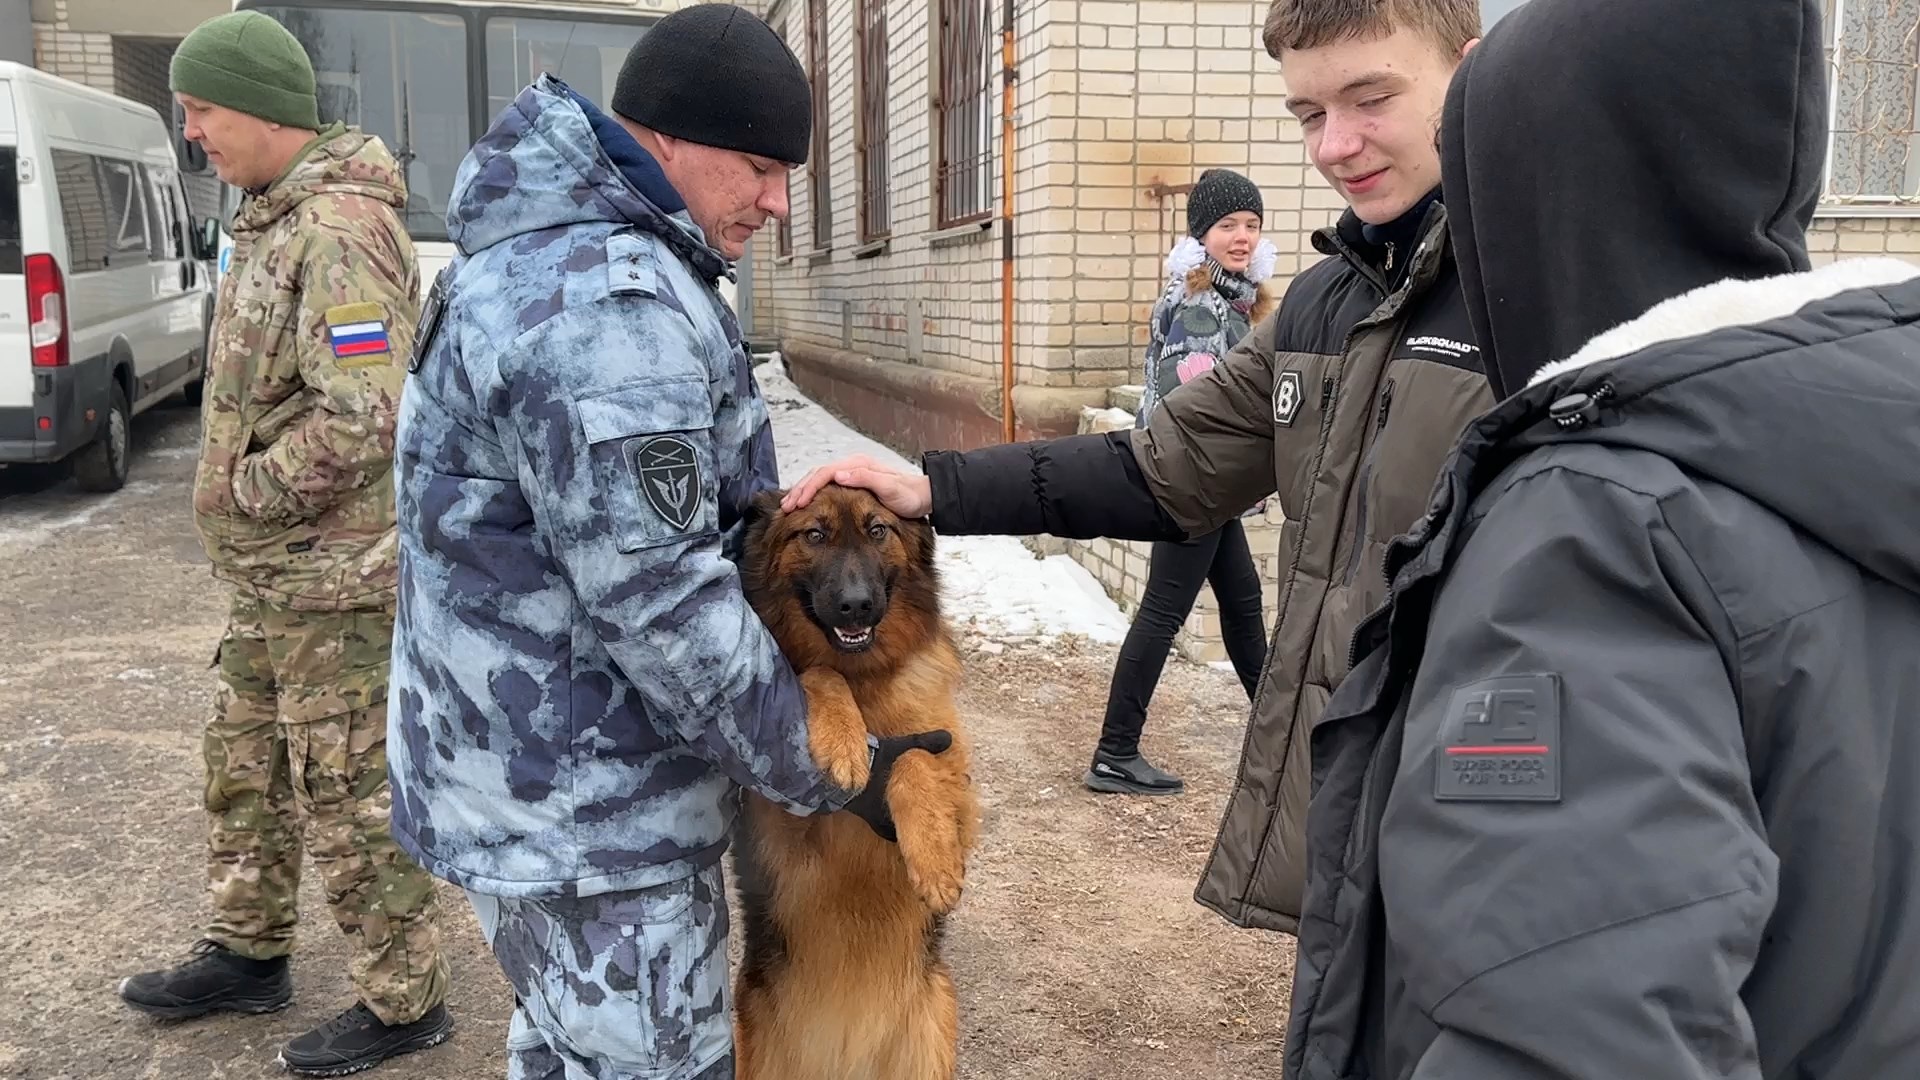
top-left (920, 431), bottom-right (1186, 541)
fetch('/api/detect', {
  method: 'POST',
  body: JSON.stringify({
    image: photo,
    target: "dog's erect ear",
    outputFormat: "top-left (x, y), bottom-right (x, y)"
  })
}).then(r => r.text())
top-left (899, 514), bottom-right (937, 572)
top-left (744, 488), bottom-right (785, 530)
top-left (737, 489), bottom-right (786, 593)
top-left (740, 489), bottom-right (786, 559)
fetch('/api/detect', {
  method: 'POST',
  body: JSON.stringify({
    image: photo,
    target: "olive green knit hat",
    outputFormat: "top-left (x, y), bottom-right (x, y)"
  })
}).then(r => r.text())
top-left (169, 11), bottom-right (321, 130)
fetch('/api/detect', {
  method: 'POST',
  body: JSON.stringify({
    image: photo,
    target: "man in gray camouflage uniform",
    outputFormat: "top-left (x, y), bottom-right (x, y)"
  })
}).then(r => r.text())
top-left (387, 6), bottom-right (949, 1078)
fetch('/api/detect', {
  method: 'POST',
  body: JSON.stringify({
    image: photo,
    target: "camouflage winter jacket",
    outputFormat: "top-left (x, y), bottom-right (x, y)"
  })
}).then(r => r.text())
top-left (193, 124), bottom-right (418, 613)
top-left (387, 78), bottom-right (847, 900)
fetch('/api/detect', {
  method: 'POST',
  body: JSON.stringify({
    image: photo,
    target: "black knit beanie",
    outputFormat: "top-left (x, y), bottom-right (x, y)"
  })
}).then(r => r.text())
top-left (611, 3), bottom-right (812, 165)
top-left (1187, 169), bottom-right (1264, 238)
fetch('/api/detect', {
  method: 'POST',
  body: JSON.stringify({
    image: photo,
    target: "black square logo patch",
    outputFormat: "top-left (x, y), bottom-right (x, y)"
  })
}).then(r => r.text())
top-left (626, 434), bottom-right (701, 532)
top-left (1434, 674), bottom-right (1561, 802)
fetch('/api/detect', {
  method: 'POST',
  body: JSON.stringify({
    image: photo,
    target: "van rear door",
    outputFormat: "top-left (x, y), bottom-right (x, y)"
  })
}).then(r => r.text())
top-left (0, 79), bottom-right (31, 416)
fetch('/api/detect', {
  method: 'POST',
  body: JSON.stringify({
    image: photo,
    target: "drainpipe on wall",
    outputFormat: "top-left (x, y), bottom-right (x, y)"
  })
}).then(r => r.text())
top-left (999, 0), bottom-right (1018, 442)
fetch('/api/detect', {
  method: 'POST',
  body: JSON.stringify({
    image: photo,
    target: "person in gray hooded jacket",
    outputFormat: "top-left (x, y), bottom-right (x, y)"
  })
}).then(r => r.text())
top-left (1282, 0), bottom-right (1920, 1076)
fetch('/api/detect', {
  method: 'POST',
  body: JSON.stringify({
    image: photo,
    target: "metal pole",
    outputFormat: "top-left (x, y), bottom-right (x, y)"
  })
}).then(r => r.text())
top-left (999, 0), bottom-right (1017, 442)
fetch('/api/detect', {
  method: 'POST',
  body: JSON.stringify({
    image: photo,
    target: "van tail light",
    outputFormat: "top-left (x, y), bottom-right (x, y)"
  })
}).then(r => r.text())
top-left (26, 253), bottom-right (69, 368)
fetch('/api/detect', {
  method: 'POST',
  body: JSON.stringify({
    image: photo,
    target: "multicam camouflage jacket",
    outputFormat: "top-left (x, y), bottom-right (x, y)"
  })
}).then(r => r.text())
top-left (193, 124), bottom-right (418, 613)
top-left (387, 77), bottom-right (848, 900)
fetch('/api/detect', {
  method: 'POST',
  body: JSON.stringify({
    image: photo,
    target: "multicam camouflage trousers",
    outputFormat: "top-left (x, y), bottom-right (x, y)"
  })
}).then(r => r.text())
top-left (466, 864), bottom-right (733, 1080)
top-left (203, 594), bottom-right (448, 1025)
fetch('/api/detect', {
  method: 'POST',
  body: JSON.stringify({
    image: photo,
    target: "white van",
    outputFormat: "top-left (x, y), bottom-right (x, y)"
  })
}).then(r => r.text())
top-left (0, 62), bottom-right (217, 492)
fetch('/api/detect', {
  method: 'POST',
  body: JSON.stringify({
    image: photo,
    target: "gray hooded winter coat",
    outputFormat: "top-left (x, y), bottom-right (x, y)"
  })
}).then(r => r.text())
top-left (1289, 252), bottom-right (1920, 1080)
top-left (1285, 0), bottom-right (1920, 1075)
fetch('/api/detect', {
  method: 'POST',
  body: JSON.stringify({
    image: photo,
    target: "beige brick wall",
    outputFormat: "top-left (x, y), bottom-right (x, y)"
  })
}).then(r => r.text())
top-left (33, 0), bottom-right (115, 90)
top-left (1808, 215), bottom-right (1920, 265)
top-left (753, 0), bottom-right (1341, 392)
top-left (1053, 0), bottom-right (1344, 383)
top-left (755, 0), bottom-right (1039, 387)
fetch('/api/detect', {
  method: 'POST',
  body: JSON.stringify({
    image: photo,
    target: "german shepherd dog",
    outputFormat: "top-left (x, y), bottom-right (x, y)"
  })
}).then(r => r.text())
top-left (731, 484), bottom-right (980, 1080)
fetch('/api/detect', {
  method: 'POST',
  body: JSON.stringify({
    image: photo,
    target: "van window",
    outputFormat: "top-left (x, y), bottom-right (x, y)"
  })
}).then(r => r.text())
top-left (0, 146), bottom-right (19, 275)
top-left (143, 164), bottom-right (185, 262)
top-left (52, 149), bottom-right (110, 272)
top-left (97, 158), bottom-right (151, 261)
top-left (50, 149), bottom-right (155, 272)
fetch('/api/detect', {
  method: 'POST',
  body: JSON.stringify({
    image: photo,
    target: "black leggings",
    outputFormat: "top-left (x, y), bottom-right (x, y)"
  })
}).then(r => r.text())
top-left (1097, 518), bottom-right (1268, 758)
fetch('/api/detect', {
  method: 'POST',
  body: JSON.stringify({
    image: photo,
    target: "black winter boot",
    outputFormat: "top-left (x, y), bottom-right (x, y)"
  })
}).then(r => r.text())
top-left (1084, 750), bottom-right (1185, 795)
top-left (118, 939), bottom-right (292, 1019)
top-left (277, 1001), bottom-right (453, 1077)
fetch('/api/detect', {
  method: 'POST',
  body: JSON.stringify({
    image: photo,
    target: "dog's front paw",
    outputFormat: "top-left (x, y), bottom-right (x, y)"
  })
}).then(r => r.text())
top-left (801, 668), bottom-right (870, 791)
top-left (902, 838), bottom-right (966, 914)
top-left (885, 745), bottom-right (970, 913)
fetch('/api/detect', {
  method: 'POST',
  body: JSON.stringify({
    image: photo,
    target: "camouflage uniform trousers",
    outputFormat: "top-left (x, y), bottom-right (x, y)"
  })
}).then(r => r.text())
top-left (203, 593), bottom-right (449, 1025)
top-left (466, 864), bottom-right (733, 1080)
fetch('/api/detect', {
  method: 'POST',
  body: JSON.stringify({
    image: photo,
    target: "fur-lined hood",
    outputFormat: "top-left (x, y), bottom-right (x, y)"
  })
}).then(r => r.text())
top-left (1165, 235), bottom-right (1281, 326)
top-left (1529, 255), bottom-right (1920, 384)
top-left (1512, 255), bottom-right (1920, 594)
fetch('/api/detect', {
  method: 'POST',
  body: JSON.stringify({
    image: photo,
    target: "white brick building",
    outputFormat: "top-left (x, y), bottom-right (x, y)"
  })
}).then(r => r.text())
top-left (754, 0), bottom-right (1920, 662)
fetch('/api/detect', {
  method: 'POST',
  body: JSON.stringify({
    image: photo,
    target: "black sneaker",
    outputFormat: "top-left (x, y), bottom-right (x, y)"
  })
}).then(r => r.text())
top-left (1084, 751), bottom-right (1185, 795)
top-left (118, 939), bottom-right (292, 1020)
top-left (278, 1001), bottom-right (453, 1077)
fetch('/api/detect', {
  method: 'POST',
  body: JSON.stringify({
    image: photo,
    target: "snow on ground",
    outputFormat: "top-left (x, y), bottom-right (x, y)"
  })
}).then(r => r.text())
top-left (756, 358), bottom-right (1130, 647)
top-left (0, 481), bottom-right (164, 551)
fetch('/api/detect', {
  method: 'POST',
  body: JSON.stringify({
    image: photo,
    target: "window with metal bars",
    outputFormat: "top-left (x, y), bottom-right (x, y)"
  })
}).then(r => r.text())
top-left (771, 0), bottom-right (796, 257)
top-left (934, 0), bottom-right (994, 228)
top-left (856, 0), bottom-right (892, 241)
top-left (808, 0), bottom-right (833, 248)
top-left (1822, 0), bottom-right (1920, 203)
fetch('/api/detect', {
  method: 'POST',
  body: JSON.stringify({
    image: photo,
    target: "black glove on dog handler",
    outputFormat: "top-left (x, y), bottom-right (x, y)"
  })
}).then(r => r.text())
top-left (845, 731), bottom-right (954, 841)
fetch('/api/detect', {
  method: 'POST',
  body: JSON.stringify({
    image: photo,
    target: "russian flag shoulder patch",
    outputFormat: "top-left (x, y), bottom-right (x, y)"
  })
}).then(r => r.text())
top-left (325, 302), bottom-right (393, 366)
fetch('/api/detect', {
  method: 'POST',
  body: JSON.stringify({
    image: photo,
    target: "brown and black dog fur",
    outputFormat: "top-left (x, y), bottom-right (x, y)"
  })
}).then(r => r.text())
top-left (730, 483), bottom-right (980, 1080)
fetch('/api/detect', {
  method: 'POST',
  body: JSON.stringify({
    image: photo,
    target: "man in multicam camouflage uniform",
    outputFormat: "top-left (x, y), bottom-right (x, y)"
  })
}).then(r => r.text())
top-left (386, 5), bottom-right (950, 1078)
top-left (117, 11), bottom-right (452, 1077)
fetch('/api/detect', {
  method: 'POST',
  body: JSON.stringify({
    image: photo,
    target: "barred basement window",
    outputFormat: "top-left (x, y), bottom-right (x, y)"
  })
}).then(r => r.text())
top-left (934, 0), bottom-right (994, 228)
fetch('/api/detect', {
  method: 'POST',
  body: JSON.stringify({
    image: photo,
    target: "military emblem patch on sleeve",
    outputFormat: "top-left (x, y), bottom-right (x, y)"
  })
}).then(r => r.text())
top-left (325, 302), bottom-right (393, 368)
top-left (626, 435), bottom-right (702, 532)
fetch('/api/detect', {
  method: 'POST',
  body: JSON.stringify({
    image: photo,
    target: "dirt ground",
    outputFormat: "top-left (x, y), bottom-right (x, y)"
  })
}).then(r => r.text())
top-left (0, 400), bottom-right (1295, 1079)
